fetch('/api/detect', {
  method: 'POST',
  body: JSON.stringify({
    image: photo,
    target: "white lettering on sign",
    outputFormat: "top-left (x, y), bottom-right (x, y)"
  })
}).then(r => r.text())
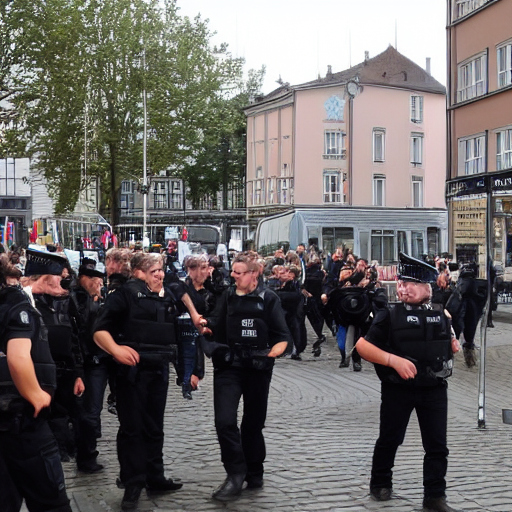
top-left (426, 316), bottom-right (441, 323)
top-left (241, 319), bottom-right (254, 327)
top-left (242, 329), bottom-right (257, 337)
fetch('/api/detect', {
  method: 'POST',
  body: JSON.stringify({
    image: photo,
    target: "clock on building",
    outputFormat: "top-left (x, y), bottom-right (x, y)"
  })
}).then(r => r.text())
top-left (346, 80), bottom-right (358, 98)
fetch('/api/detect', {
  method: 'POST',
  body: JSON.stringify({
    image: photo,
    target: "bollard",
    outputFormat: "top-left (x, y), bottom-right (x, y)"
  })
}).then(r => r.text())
top-left (502, 409), bottom-right (512, 425)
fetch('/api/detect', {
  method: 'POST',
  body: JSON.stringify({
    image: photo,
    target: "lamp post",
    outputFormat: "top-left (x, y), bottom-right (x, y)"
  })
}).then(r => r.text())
top-left (142, 49), bottom-right (149, 248)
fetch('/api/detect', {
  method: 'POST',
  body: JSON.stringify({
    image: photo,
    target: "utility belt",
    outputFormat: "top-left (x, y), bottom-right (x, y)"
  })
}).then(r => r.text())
top-left (232, 343), bottom-right (273, 371)
top-left (122, 342), bottom-right (177, 366)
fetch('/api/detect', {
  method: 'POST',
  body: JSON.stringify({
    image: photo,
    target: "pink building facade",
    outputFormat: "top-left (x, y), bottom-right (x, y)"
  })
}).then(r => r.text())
top-left (245, 47), bottom-right (448, 265)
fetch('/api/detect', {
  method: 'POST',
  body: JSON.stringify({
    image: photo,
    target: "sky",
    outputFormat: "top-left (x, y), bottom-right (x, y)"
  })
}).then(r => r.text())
top-left (176, 0), bottom-right (448, 95)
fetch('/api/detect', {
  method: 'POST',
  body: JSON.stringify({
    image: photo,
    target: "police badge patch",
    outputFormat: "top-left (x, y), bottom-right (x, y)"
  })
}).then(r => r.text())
top-left (19, 311), bottom-right (30, 324)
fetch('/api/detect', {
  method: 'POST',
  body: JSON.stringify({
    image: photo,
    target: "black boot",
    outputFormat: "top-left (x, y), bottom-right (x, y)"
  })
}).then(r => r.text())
top-left (146, 476), bottom-right (183, 494)
top-left (339, 348), bottom-right (349, 368)
top-left (212, 474), bottom-right (245, 501)
top-left (423, 496), bottom-right (459, 512)
top-left (121, 485), bottom-right (143, 510)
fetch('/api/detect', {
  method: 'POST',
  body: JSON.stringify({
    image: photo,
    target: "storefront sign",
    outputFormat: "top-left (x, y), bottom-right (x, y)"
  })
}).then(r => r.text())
top-left (491, 170), bottom-right (512, 193)
top-left (446, 176), bottom-right (488, 198)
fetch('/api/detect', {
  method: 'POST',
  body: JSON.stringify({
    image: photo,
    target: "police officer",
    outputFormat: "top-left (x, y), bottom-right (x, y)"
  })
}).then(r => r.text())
top-left (206, 253), bottom-right (291, 502)
top-left (0, 253), bottom-right (72, 512)
top-left (73, 261), bottom-right (108, 473)
top-left (23, 249), bottom-right (85, 462)
top-left (93, 253), bottom-right (184, 510)
top-left (355, 253), bottom-right (461, 512)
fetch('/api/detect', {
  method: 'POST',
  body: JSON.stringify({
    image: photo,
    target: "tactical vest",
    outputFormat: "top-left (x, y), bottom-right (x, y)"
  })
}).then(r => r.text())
top-left (122, 280), bottom-right (178, 358)
top-left (381, 303), bottom-right (453, 386)
top-left (34, 294), bottom-right (75, 367)
top-left (226, 288), bottom-right (269, 353)
top-left (0, 287), bottom-right (56, 411)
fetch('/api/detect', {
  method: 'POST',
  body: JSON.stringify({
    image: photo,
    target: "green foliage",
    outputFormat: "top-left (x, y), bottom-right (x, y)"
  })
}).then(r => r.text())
top-left (1, 0), bottom-right (264, 223)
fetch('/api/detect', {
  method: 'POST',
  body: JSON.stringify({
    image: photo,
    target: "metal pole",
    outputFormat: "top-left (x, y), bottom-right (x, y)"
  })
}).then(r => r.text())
top-left (142, 50), bottom-right (148, 247)
top-left (477, 179), bottom-right (492, 428)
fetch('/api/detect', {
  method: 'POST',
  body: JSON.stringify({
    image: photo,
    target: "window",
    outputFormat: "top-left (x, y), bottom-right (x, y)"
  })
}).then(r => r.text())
top-left (497, 41), bottom-right (512, 88)
top-left (497, 129), bottom-right (512, 171)
top-left (153, 181), bottom-right (169, 209)
top-left (267, 177), bottom-right (275, 204)
top-left (371, 230), bottom-right (394, 265)
top-left (411, 231), bottom-right (424, 259)
top-left (277, 178), bottom-right (292, 204)
top-left (253, 167), bottom-right (263, 205)
top-left (453, 0), bottom-right (491, 20)
top-left (0, 158), bottom-right (16, 196)
top-left (324, 131), bottom-right (346, 159)
top-left (427, 227), bottom-right (440, 257)
top-left (458, 135), bottom-right (486, 175)
top-left (373, 174), bottom-right (386, 206)
top-left (322, 227), bottom-right (354, 256)
top-left (457, 53), bottom-right (487, 102)
top-left (120, 180), bottom-right (134, 210)
top-left (410, 95), bottom-right (423, 123)
top-left (397, 231), bottom-right (408, 255)
top-left (412, 176), bottom-right (424, 207)
top-left (170, 180), bottom-right (182, 209)
top-left (373, 129), bottom-right (385, 162)
top-left (410, 133), bottom-right (424, 165)
top-left (323, 171), bottom-right (341, 203)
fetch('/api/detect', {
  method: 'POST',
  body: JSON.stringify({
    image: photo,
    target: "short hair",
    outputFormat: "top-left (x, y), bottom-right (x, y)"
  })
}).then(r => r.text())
top-left (140, 253), bottom-right (164, 272)
top-left (287, 265), bottom-right (301, 278)
top-left (130, 252), bottom-right (148, 272)
top-left (184, 254), bottom-right (209, 270)
top-left (233, 253), bottom-right (261, 272)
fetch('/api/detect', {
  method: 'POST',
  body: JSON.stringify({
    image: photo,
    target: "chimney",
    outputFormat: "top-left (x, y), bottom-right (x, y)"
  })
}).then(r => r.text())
top-left (426, 57), bottom-right (431, 75)
top-left (326, 65), bottom-right (332, 78)
top-left (364, 51), bottom-right (369, 62)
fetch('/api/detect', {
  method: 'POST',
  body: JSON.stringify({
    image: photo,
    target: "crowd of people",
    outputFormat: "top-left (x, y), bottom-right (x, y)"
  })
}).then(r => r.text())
top-left (0, 240), bottom-right (489, 512)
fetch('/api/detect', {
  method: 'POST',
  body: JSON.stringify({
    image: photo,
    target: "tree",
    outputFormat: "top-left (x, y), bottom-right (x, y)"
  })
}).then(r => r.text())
top-left (2, 0), bottom-right (253, 226)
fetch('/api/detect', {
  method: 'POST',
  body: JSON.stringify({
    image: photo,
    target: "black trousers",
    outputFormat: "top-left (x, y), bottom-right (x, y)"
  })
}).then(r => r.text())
top-left (370, 381), bottom-right (449, 498)
top-left (213, 365), bottom-right (273, 478)
top-left (115, 362), bottom-right (170, 488)
top-left (0, 413), bottom-right (72, 512)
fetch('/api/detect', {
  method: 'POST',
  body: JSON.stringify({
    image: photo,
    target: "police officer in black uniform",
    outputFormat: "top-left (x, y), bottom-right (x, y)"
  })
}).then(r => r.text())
top-left (0, 253), bottom-right (72, 512)
top-left (206, 253), bottom-right (291, 502)
top-left (24, 249), bottom-right (85, 462)
top-left (72, 261), bottom-right (108, 473)
top-left (93, 253), bottom-right (185, 510)
top-left (356, 253), bottom-right (461, 512)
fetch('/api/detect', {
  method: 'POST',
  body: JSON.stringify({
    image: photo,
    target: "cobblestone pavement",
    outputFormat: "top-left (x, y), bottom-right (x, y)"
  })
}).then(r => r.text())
top-left (35, 305), bottom-right (512, 512)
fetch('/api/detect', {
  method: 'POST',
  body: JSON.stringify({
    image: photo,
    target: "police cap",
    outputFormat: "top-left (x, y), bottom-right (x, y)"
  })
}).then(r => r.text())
top-left (397, 252), bottom-right (438, 284)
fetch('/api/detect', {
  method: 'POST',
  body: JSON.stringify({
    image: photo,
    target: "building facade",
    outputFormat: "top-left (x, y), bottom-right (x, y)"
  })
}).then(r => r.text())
top-left (446, 0), bottom-right (512, 271)
top-left (246, 47), bottom-right (448, 265)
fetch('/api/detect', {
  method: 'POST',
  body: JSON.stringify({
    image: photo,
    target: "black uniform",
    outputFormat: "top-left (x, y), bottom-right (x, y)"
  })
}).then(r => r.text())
top-left (72, 284), bottom-right (109, 469)
top-left (93, 277), bottom-right (180, 488)
top-left (207, 284), bottom-right (291, 481)
top-left (364, 302), bottom-right (453, 499)
top-left (0, 286), bottom-right (71, 512)
top-left (33, 293), bottom-right (83, 460)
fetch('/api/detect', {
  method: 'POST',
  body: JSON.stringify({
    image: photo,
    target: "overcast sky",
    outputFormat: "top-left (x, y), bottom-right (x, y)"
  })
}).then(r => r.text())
top-left (177, 0), bottom-right (447, 95)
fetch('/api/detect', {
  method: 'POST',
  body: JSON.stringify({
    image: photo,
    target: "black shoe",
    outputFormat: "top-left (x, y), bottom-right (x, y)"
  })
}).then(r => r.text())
top-left (487, 322), bottom-right (494, 328)
top-left (245, 475), bottom-right (263, 489)
top-left (312, 346), bottom-right (321, 357)
top-left (463, 346), bottom-right (477, 368)
top-left (107, 403), bottom-right (117, 415)
top-left (212, 474), bottom-right (245, 501)
top-left (60, 451), bottom-right (71, 463)
top-left (121, 485), bottom-right (143, 510)
top-left (77, 460), bottom-right (104, 474)
top-left (330, 323), bottom-right (337, 337)
top-left (353, 362), bottom-right (362, 372)
top-left (423, 496), bottom-right (459, 512)
top-left (183, 391), bottom-right (192, 400)
top-left (146, 477), bottom-right (183, 494)
top-left (291, 353), bottom-right (302, 361)
top-left (370, 487), bottom-right (392, 501)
